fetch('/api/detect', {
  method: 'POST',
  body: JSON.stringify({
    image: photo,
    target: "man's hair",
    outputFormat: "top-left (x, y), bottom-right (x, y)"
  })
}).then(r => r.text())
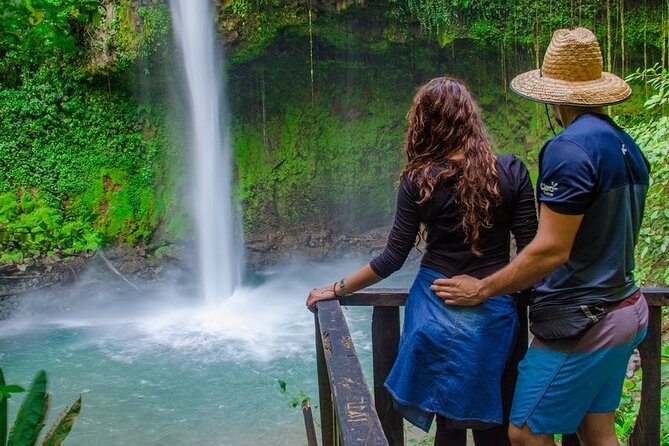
top-left (401, 77), bottom-right (501, 253)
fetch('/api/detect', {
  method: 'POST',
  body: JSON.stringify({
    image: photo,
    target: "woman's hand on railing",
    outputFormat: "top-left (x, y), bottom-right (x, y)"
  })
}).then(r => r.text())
top-left (306, 284), bottom-right (337, 312)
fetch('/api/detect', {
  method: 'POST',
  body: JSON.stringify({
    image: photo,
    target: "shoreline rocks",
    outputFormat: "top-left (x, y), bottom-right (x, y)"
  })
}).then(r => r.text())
top-left (0, 225), bottom-right (398, 306)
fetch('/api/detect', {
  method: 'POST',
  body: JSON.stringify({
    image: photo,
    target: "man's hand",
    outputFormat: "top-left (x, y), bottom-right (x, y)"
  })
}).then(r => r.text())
top-left (431, 205), bottom-right (584, 305)
top-left (430, 275), bottom-right (487, 306)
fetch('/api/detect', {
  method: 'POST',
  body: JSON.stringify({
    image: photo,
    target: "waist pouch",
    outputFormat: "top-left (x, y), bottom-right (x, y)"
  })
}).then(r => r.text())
top-left (529, 301), bottom-right (616, 342)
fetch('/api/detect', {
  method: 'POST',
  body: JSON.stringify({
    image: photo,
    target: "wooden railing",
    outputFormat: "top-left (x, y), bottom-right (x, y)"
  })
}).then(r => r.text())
top-left (314, 288), bottom-right (668, 446)
top-left (315, 299), bottom-right (389, 445)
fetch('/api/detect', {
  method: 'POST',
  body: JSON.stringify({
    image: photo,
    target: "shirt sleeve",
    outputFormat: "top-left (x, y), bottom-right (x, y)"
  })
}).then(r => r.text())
top-left (508, 156), bottom-right (538, 252)
top-left (538, 138), bottom-right (596, 215)
top-left (370, 176), bottom-right (422, 278)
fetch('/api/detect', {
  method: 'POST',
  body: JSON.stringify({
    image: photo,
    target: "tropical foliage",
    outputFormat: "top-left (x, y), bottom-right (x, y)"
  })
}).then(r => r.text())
top-left (0, 1), bottom-right (179, 262)
top-left (0, 70), bottom-right (177, 262)
top-left (621, 64), bottom-right (669, 286)
top-left (0, 369), bottom-right (81, 446)
top-left (0, 0), bottom-right (102, 84)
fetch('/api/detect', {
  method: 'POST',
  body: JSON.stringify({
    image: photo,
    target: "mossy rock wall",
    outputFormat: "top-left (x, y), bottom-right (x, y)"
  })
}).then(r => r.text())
top-left (227, 16), bottom-right (544, 238)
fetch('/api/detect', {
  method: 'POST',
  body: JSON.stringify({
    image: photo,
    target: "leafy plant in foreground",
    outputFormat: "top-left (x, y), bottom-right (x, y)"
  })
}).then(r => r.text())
top-left (615, 369), bottom-right (642, 442)
top-left (277, 379), bottom-right (310, 409)
top-left (0, 369), bottom-right (81, 446)
top-left (622, 65), bottom-right (669, 287)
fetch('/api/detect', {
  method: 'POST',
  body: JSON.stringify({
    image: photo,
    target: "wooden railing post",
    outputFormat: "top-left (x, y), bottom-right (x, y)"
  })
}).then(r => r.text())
top-left (317, 300), bottom-right (388, 445)
top-left (303, 400), bottom-right (320, 446)
top-left (316, 313), bottom-right (335, 446)
top-left (629, 303), bottom-right (662, 446)
top-left (372, 306), bottom-right (404, 446)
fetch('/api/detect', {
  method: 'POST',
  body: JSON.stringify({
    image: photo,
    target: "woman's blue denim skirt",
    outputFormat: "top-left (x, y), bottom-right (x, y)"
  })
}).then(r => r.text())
top-left (384, 266), bottom-right (518, 431)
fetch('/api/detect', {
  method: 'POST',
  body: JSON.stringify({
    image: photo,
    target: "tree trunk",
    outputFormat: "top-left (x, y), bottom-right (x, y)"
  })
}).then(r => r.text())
top-left (620, 0), bottom-right (625, 76)
top-left (665, 0), bottom-right (668, 69)
top-left (570, 0), bottom-right (574, 26)
top-left (607, 0), bottom-right (612, 72)
top-left (644, 1), bottom-right (648, 98)
top-left (534, 2), bottom-right (541, 132)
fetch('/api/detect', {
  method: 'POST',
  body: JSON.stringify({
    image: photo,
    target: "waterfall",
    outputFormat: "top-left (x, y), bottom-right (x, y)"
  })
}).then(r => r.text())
top-left (169, 0), bottom-right (242, 303)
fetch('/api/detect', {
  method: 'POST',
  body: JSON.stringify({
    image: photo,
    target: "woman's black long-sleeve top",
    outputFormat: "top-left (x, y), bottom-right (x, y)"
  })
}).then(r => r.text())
top-left (370, 154), bottom-right (538, 280)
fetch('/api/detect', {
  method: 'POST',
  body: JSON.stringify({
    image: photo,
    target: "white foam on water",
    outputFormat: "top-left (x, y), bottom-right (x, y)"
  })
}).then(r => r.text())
top-left (127, 285), bottom-right (315, 362)
top-left (0, 259), bottom-right (371, 363)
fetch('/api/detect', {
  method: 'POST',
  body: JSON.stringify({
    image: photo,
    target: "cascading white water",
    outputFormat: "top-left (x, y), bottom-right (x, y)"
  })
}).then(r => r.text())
top-left (169, 0), bottom-right (242, 303)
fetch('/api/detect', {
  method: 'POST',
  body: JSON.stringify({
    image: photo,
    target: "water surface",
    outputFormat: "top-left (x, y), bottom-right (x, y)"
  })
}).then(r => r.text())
top-left (0, 260), bottom-right (415, 445)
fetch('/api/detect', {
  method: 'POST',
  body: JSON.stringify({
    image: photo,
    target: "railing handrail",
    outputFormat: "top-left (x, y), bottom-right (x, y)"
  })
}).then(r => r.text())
top-left (315, 286), bottom-right (667, 446)
top-left (339, 287), bottom-right (669, 307)
top-left (315, 299), bottom-right (389, 445)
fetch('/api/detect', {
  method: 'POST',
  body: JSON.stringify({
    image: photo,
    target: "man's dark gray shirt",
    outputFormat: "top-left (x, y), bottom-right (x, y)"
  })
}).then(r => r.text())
top-left (533, 112), bottom-right (650, 308)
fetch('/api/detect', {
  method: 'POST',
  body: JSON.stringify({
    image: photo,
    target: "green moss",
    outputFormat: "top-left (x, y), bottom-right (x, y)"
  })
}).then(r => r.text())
top-left (86, 1), bottom-right (171, 75)
top-left (228, 30), bottom-right (551, 235)
top-left (0, 70), bottom-right (183, 259)
top-left (225, 3), bottom-right (308, 66)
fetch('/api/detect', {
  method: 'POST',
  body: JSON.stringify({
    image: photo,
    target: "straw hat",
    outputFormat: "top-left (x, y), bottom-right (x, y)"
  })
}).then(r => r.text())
top-left (510, 27), bottom-right (631, 106)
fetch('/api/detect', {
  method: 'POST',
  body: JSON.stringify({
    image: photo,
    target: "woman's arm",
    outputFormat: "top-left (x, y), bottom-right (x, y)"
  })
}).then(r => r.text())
top-left (368, 176), bottom-right (423, 278)
top-left (306, 264), bottom-right (382, 309)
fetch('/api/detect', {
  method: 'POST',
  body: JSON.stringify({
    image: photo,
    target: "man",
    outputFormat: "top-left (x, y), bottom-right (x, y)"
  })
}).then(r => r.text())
top-left (431, 28), bottom-right (650, 446)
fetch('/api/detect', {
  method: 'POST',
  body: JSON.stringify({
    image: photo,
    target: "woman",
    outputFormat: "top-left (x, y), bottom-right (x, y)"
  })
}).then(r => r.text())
top-left (306, 77), bottom-right (537, 446)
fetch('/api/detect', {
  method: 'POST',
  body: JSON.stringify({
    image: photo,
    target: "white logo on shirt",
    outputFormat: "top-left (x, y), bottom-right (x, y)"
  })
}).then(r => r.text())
top-left (621, 143), bottom-right (628, 155)
top-left (540, 181), bottom-right (559, 197)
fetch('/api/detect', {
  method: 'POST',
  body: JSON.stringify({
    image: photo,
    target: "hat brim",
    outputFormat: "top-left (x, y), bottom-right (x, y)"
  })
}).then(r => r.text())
top-left (510, 69), bottom-right (632, 107)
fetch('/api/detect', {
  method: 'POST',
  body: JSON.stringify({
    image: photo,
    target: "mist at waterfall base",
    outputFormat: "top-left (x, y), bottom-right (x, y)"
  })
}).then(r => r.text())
top-left (0, 259), bottom-right (416, 445)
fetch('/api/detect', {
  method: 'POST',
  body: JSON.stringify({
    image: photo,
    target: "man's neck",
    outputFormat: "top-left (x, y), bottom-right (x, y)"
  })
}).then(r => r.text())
top-left (560, 106), bottom-right (605, 127)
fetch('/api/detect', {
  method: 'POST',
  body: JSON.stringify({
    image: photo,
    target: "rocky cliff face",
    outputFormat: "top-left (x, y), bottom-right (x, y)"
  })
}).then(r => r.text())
top-left (84, 0), bottom-right (386, 74)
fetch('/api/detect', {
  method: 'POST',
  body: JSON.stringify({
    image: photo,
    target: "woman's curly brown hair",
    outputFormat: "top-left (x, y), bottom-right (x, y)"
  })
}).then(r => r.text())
top-left (401, 77), bottom-right (501, 253)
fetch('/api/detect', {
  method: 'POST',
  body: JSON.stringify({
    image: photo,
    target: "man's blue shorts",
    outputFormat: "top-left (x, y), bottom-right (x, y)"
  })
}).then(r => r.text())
top-left (510, 292), bottom-right (648, 435)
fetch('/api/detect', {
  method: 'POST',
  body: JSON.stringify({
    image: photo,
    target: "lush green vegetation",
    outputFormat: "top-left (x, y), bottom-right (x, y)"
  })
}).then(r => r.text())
top-left (0, 0), bottom-right (102, 82)
top-left (621, 64), bottom-right (669, 287)
top-left (0, 73), bottom-right (178, 262)
top-left (0, 1), bottom-right (180, 263)
top-left (228, 33), bottom-right (546, 236)
top-left (398, 0), bottom-right (667, 71)
top-left (0, 0), bottom-right (666, 293)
